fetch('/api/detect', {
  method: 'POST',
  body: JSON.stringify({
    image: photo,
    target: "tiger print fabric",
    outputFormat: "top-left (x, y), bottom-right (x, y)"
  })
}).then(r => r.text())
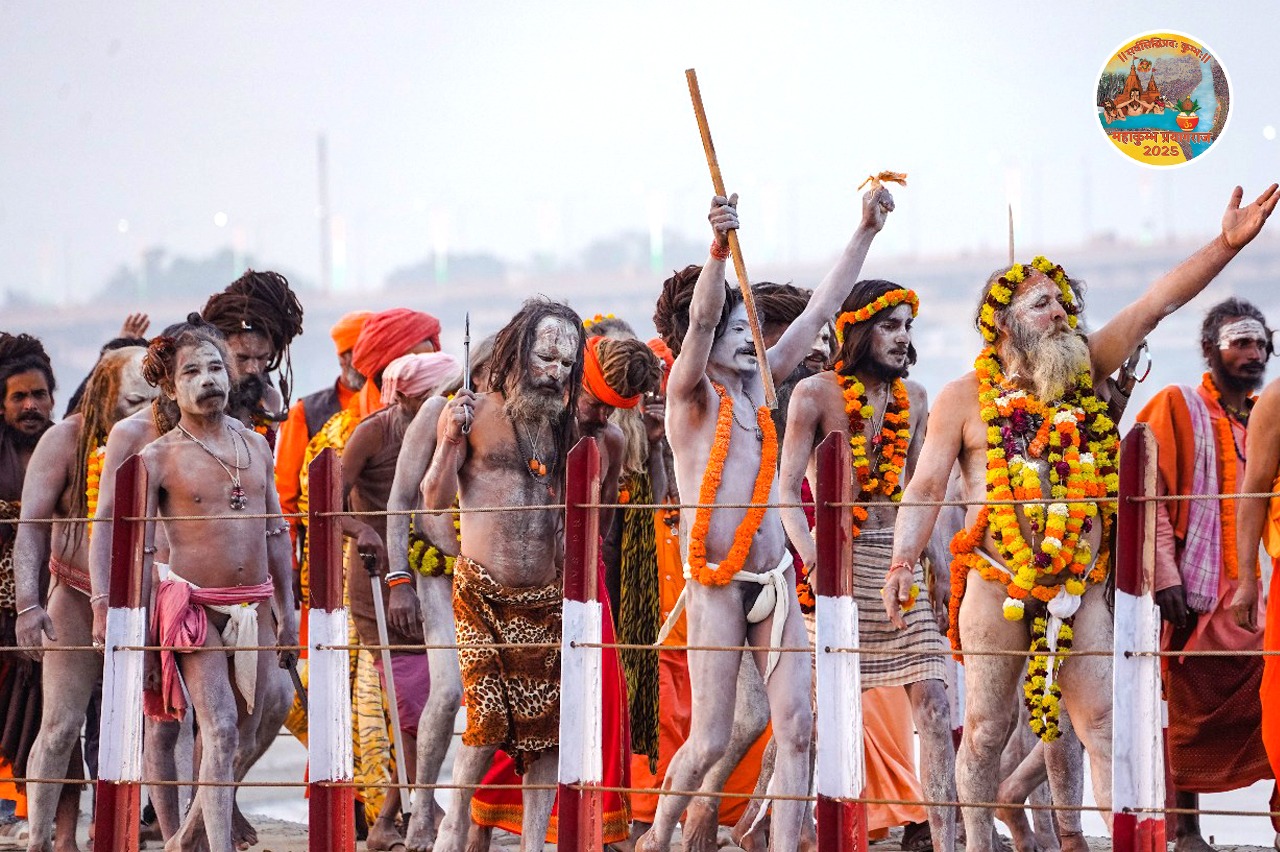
top-left (616, 471), bottom-right (660, 769)
top-left (452, 555), bottom-right (561, 771)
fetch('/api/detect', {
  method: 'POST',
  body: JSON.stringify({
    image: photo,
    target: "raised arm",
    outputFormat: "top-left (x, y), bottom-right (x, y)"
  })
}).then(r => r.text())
top-left (767, 186), bottom-right (894, 381)
top-left (1089, 184), bottom-right (1279, 378)
top-left (1231, 378), bottom-right (1280, 631)
top-left (666, 195), bottom-right (739, 402)
top-left (885, 377), bottom-right (969, 627)
top-left (778, 380), bottom-right (823, 568)
top-left (13, 423), bottom-right (75, 659)
top-left (422, 389), bottom-right (475, 510)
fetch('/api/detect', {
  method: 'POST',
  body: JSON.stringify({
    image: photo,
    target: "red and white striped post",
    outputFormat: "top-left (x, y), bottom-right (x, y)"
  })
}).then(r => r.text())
top-left (558, 437), bottom-right (603, 852)
top-left (1111, 424), bottom-right (1165, 852)
top-left (93, 455), bottom-right (147, 852)
top-left (307, 448), bottom-right (355, 851)
top-left (814, 432), bottom-right (867, 852)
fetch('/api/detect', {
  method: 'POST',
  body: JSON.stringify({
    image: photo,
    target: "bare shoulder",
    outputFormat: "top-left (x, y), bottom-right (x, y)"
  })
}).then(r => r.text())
top-left (1252, 378), bottom-right (1280, 424)
top-left (602, 421), bottom-right (625, 456)
top-left (932, 372), bottom-right (979, 429)
top-left (793, 371), bottom-right (839, 403)
top-left (39, 417), bottom-right (82, 452)
top-left (107, 411), bottom-right (159, 453)
top-left (904, 378), bottom-right (929, 409)
top-left (234, 420), bottom-right (272, 456)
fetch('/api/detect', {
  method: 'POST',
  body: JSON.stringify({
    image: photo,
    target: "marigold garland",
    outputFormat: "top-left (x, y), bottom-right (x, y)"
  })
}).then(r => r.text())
top-left (978, 257), bottom-right (1079, 344)
top-left (948, 343), bottom-right (1118, 741)
top-left (408, 508), bottom-right (462, 578)
top-left (687, 382), bottom-right (778, 587)
top-left (835, 289), bottom-right (919, 344)
top-left (1200, 372), bottom-right (1251, 580)
top-left (85, 444), bottom-right (106, 539)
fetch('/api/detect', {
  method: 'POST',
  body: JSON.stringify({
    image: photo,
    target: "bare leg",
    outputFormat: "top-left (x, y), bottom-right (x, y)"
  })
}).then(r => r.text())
top-left (955, 572), bottom-right (1028, 852)
top-left (164, 632), bottom-right (241, 852)
top-left (750, 589), bottom-right (813, 852)
top-left (906, 679), bottom-right (957, 852)
top-left (407, 576), bottom-right (463, 852)
top-left (53, 774), bottom-right (82, 852)
top-left (145, 717), bottom-right (184, 839)
top-left (1053, 583), bottom-right (1112, 834)
top-left (25, 587), bottom-right (97, 852)
top-left (434, 743), bottom-right (499, 852)
top-left (1043, 713), bottom-right (1085, 852)
top-left (519, 749), bottom-right (557, 852)
top-left (683, 655), bottom-right (770, 852)
top-left (994, 706), bottom-right (1042, 852)
top-left (731, 739), bottom-right (775, 852)
top-left (636, 584), bottom-right (749, 852)
top-left (369, 727), bottom-right (418, 851)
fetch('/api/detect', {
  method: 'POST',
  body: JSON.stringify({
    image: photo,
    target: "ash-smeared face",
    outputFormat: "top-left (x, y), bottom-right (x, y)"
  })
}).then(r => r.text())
top-left (867, 303), bottom-right (913, 379)
top-left (1212, 316), bottom-right (1270, 394)
top-left (805, 323), bottom-right (834, 373)
top-left (506, 316), bottom-right (579, 424)
top-left (116, 349), bottom-right (159, 420)
top-left (171, 341), bottom-right (230, 416)
top-left (709, 303), bottom-right (758, 375)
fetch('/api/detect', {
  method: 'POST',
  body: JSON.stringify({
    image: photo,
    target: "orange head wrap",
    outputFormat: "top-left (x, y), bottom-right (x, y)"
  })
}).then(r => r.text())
top-left (330, 310), bottom-right (374, 355)
top-left (583, 336), bottom-right (642, 409)
top-left (351, 308), bottom-right (442, 383)
top-left (647, 337), bottom-right (675, 394)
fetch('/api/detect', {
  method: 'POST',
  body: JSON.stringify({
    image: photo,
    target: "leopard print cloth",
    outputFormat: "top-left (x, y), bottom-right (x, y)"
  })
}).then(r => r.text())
top-left (452, 555), bottom-right (561, 772)
top-left (0, 500), bottom-right (19, 614)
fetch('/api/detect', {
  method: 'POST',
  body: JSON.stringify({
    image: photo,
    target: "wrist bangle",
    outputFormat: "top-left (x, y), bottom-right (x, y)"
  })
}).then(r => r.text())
top-left (887, 560), bottom-right (914, 577)
top-left (267, 522), bottom-right (290, 538)
top-left (16, 603), bottom-right (39, 617)
top-left (90, 593), bottom-right (110, 604)
top-left (387, 575), bottom-right (412, 588)
top-left (710, 241), bottom-right (730, 261)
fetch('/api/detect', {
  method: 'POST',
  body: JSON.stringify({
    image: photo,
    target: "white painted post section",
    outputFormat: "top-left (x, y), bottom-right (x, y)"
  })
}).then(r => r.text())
top-left (308, 607), bottom-right (353, 789)
top-left (1112, 425), bottom-right (1165, 852)
top-left (559, 598), bottom-right (603, 796)
top-left (815, 594), bottom-right (864, 798)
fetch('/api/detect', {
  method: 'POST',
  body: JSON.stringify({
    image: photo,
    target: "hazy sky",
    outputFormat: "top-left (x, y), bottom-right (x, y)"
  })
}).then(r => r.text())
top-left (2, 2), bottom-right (1277, 303)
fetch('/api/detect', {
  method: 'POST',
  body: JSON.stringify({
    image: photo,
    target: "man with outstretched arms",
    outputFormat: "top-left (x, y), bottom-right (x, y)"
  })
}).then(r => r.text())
top-left (13, 347), bottom-right (156, 852)
top-left (883, 184), bottom-right (1279, 852)
top-left (136, 326), bottom-right (297, 852)
top-left (422, 298), bottom-right (585, 852)
top-left (779, 278), bottom-right (955, 852)
top-left (638, 185), bottom-right (894, 852)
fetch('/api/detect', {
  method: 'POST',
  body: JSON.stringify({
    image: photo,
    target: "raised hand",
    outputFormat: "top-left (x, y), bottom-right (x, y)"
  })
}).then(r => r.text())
top-left (708, 193), bottom-right (739, 249)
top-left (861, 185), bottom-right (896, 233)
top-left (1221, 183), bottom-right (1279, 250)
top-left (118, 312), bottom-right (151, 339)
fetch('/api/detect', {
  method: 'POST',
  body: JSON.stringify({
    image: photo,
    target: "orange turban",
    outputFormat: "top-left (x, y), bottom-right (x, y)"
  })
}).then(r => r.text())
top-left (648, 337), bottom-right (674, 394)
top-left (582, 336), bottom-right (641, 409)
top-left (330, 311), bottom-right (373, 355)
top-left (351, 308), bottom-right (442, 382)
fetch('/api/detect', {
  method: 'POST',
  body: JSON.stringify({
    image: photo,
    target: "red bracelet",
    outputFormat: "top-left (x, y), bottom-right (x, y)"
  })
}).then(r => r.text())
top-left (887, 560), bottom-right (914, 577)
top-left (387, 575), bottom-right (412, 588)
top-left (710, 241), bottom-right (731, 261)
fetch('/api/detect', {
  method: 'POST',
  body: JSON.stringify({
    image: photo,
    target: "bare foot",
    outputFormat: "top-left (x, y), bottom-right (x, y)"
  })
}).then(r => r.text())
top-left (634, 828), bottom-right (668, 852)
top-left (367, 816), bottom-right (408, 851)
top-left (232, 804), bottom-right (258, 850)
top-left (680, 800), bottom-right (719, 852)
top-left (405, 800), bottom-right (446, 852)
top-left (464, 822), bottom-right (491, 852)
top-left (1174, 836), bottom-right (1217, 852)
top-left (1057, 832), bottom-right (1088, 852)
top-left (731, 811), bottom-right (769, 852)
top-left (995, 806), bottom-right (1038, 852)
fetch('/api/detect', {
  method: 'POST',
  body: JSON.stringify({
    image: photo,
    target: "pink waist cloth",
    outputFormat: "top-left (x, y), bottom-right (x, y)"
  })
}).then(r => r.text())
top-left (144, 577), bottom-right (274, 722)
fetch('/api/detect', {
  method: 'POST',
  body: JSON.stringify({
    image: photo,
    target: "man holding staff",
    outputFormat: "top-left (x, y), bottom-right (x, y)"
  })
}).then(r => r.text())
top-left (639, 184), bottom-right (894, 852)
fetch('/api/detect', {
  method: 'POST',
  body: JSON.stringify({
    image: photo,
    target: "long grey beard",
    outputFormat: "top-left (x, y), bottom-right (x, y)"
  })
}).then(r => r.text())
top-left (1009, 329), bottom-right (1091, 402)
top-left (504, 386), bottom-right (565, 426)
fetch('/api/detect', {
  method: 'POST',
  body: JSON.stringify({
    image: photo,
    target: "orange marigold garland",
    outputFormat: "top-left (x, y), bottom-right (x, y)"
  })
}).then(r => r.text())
top-left (834, 289), bottom-right (919, 344)
top-left (950, 342), bottom-right (1119, 740)
top-left (687, 382), bottom-right (778, 587)
top-left (85, 444), bottom-right (106, 539)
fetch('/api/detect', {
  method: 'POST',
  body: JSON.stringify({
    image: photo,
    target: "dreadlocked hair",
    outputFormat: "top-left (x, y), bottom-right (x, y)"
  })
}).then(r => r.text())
top-left (653, 265), bottom-right (741, 357)
top-left (753, 282), bottom-right (811, 331)
top-left (66, 347), bottom-right (144, 552)
top-left (487, 298), bottom-right (586, 488)
top-left (201, 269), bottom-right (304, 406)
top-left (597, 337), bottom-right (662, 400)
top-left (584, 315), bottom-right (636, 338)
top-left (0, 332), bottom-right (55, 395)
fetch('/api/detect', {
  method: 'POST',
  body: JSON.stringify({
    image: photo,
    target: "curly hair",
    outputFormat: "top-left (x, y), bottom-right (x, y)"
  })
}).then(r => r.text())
top-left (143, 315), bottom-right (232, 394)
top-left (596, 337), bottom-right (662, 400)
top-left (0, 332), bottom-right (55, 397)
top-left (201, 268), bottom-right (304, 405)
top-left (487, 298), bottom-right (585, 486)
top-left (652, 264), bottom-right (742, 356)
top-left (753, 281), bottom-right (811, 327)
top-left (833, 279), bottom-right (918, 377)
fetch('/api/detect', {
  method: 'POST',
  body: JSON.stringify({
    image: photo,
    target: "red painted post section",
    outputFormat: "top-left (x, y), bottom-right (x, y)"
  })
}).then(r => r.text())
top-left (1112, 425), bottom-right (1166, 852)
top-left (93, 455), bottom-right (147, 852)
top-left (307, 449), bottom-right (355, 852)
top-left (813, 432), bottom-right (867, 852)
top-left (558, 438), bottom-right (603, 852)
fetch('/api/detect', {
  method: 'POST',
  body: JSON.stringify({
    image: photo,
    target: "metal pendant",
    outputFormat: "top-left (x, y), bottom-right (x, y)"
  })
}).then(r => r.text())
top-left (230, 486), bottom-right (248, 511)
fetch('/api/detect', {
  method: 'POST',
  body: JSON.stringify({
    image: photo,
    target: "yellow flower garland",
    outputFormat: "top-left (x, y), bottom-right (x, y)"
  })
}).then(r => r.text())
top-left (978, 256), bottom-right (1079, 344)
top-left (85, 444), bottom-right (106, 539)
top-left (407, 509), bottom-right (462, 578)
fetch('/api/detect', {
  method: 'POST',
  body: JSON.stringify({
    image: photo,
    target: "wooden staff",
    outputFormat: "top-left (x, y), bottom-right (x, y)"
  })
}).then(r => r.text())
top-left (685, 68), bottom-right (777, 408)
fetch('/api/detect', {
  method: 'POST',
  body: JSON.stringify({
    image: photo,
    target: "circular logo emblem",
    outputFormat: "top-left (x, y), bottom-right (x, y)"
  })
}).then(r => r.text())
top-left (1096, 31), bottom-right (1230, 167)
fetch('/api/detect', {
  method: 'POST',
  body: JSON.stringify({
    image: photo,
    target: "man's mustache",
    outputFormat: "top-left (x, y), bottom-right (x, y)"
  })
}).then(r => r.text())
top-left (198, 388), bottom-right (227, 402)
top-left (17, 412), bottom-right (46, 422)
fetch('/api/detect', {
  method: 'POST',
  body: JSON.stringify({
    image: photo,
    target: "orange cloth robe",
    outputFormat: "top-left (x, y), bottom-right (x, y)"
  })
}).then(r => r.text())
top-left (863, 687), bottom-right (928, 834)
top-left (1261, 471), bottom-right (1280, 788)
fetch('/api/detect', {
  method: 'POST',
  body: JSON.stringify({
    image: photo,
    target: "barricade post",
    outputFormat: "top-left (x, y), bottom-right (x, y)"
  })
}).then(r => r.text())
top-left (814, 432), bottom-right (867, 852)
top-left (559, 437), bottom-right (603, 852)
top-left (307, 448), bottom-right (355, 852)
top-left (1112, 424), bottom-right (1165, 852)
top-left (93, 454), bottom-right (147, 852)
